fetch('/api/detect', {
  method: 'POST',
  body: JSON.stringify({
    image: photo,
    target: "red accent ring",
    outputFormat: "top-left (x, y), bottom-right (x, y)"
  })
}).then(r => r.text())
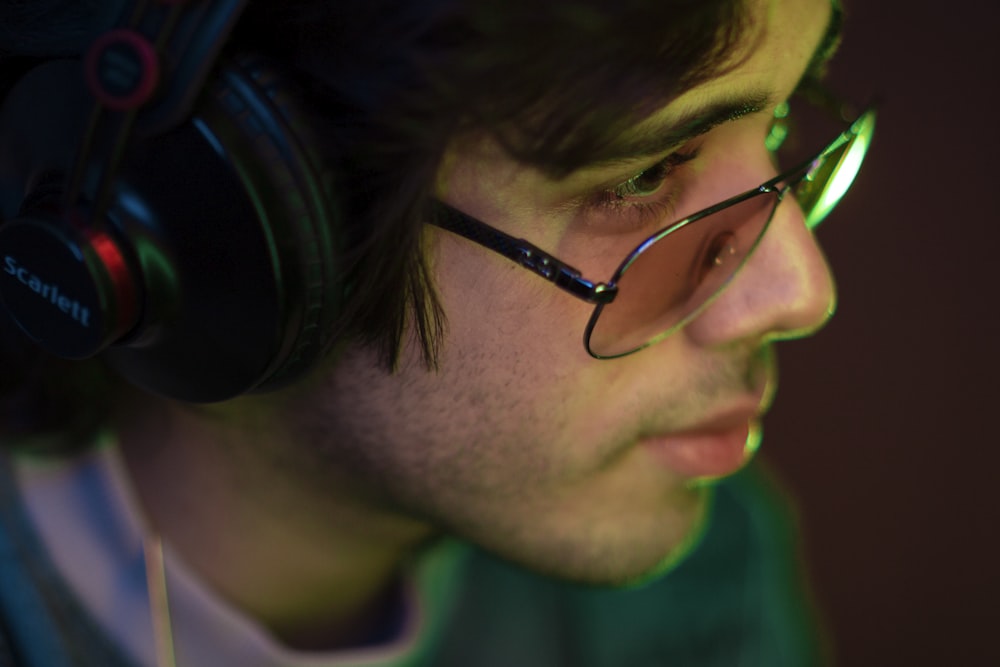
top-left (85, 29), bottom-right (161, 111)
top-left (84, 229), bottom-right (139, 339)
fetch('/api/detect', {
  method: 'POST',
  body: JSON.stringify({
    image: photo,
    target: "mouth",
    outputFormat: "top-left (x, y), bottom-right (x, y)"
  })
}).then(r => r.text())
top-left (640, 412), bottom-right (762, 481)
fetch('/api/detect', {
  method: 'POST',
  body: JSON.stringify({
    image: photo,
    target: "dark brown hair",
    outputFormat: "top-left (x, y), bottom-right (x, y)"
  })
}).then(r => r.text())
top-left (238, 0), bottom-right (749, 367)
top-left (1, 0), bottom-right (749, 443)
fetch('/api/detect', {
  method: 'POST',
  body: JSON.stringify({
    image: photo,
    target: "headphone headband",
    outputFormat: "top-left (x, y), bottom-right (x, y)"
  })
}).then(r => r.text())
top-left (86, 0), bottom-right (249, 132)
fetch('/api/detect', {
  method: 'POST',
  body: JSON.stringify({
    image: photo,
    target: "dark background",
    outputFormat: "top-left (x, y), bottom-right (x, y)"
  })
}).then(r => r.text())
top-left (762, 2), bottom-right (1000, 665)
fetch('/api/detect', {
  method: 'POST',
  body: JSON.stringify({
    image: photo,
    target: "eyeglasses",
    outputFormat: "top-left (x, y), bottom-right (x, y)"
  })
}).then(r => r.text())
top-left (429, 102), bottom-right (876, 358)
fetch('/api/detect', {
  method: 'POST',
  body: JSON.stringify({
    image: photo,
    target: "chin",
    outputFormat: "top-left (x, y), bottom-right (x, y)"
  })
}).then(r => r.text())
top-left (481, 484), bottom-right (713, 590)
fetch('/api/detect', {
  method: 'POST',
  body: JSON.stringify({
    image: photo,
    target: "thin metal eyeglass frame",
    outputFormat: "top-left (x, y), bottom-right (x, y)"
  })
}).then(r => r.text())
top-left (428, 104), bottom-right (876, 357)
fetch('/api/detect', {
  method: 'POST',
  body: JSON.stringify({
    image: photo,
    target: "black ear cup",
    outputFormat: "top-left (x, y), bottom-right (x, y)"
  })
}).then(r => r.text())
top-left (102, 53), bottom-right (344, 400)
top-left (0, 54), bottom-right (343, 402)
top-left (205, 53), bottom-right (344, 390)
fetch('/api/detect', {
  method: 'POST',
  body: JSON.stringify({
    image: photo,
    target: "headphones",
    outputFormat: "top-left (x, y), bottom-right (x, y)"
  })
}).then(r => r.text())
top-left (0, 0), bottom-right (344, 402)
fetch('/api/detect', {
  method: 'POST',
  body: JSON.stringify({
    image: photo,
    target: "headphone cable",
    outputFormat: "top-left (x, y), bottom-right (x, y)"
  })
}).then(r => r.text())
top-left (143, 535), bottom-right (178, 667)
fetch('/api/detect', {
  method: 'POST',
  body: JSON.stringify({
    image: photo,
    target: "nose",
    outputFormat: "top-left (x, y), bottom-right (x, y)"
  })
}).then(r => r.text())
top-left (683, 194), bottom-right (837, 347)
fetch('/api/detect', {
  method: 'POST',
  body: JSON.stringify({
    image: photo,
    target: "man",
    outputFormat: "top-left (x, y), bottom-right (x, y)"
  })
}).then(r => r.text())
top-left (0, 0), bottom-right (872, 664)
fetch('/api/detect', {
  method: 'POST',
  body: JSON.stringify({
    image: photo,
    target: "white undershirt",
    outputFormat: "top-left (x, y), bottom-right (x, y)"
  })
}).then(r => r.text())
top-left (13, 436), bottom-right (462, 667)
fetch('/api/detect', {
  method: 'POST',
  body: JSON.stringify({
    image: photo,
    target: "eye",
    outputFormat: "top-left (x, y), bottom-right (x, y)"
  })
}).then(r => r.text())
top-left (611, 150), bottom-right (699, 200)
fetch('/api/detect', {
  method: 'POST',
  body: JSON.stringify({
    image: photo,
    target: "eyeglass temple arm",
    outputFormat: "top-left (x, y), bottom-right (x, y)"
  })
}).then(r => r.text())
top-left (429, 201), bottom-right (616, 305)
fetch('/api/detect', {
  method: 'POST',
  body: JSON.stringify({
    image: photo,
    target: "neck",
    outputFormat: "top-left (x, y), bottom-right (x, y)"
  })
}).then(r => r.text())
top-left (116, 394), bottom-right (434, 650)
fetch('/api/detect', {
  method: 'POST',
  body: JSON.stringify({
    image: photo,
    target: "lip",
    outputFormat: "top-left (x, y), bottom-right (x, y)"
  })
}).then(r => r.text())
top-left (641, 413), bottom-right (761, 481)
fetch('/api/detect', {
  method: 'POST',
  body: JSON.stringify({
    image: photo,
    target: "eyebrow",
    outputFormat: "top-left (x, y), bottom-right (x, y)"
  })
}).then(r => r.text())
top-left (578, 1), bottom-right (845, 171)
top-left (582, 93), bottom-right (773, 168)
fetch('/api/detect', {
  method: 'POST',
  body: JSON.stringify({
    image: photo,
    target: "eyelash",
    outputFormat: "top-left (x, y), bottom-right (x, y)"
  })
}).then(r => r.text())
top-left (587, 148), bottom-right (700, 229)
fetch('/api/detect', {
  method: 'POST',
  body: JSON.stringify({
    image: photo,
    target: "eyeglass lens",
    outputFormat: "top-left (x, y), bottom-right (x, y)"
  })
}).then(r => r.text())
top-left (586, 109), bottom-right (874, 358)
top-left (586, 189), bottom-right (779, 356)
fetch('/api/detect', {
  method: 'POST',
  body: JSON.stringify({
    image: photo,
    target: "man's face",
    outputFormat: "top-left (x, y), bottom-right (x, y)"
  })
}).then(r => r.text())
top-left (292, 0), bottom-right (836, 585)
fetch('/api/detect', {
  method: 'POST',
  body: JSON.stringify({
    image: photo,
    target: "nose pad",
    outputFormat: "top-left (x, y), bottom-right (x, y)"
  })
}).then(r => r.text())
top-left (683, 194), bottom-right (836, 347)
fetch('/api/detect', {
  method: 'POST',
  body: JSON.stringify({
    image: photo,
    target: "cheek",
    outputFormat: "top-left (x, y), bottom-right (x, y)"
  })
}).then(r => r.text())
top-left (316, 223), bottom-right (719, 499)
top-left (430, 229), bottom-right (591, 372)
top-left (358, 231), bottom-right (627, 487)
top-left (422, 228), bottom-right (708, 477)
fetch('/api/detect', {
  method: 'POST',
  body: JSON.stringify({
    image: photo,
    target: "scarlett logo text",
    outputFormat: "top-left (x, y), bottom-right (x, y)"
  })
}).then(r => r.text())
top-left (3, 255), bottom-right (92, 327)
